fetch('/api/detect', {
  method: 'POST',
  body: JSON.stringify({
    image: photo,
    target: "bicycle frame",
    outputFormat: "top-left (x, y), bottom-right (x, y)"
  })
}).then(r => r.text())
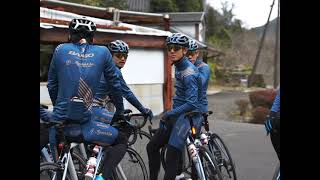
top-left (186, 136), bottom-right (206, 180)
top-left (93, 145), bottom-right (128, 180)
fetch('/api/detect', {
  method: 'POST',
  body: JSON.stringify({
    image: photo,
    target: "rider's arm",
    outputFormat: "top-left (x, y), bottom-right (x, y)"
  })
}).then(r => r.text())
top-left (165, 75), bottom-right (199, 118)
top-left (102, 48), bottom-right (124, 115)
top-left (199, 64), bottom-right (211, 89)
top-left (47, 46), bottom-right (60, 106)
top-left (119, 73), bottom-right (147, 114)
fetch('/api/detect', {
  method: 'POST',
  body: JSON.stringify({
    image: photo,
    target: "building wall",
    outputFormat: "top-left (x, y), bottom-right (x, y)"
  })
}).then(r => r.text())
top-left (172, 25), bottom-right (196, 39)
top-left (40, 48), bottom-right (165, 115)
top-left (121, 48), bottom-right (164, 115)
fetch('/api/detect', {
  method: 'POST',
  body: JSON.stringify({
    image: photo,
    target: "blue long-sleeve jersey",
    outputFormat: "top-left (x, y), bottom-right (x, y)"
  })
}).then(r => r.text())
top-left (165, 57), bottom-right (202, 118)
top-left (194, 59), bottom-right (210, 112)
top-left (47, 42), bottom-right (124, 121)
top-left (271, 88), bottom-right (280, 112)
top-left (94, 68), bottom-right (147, 114)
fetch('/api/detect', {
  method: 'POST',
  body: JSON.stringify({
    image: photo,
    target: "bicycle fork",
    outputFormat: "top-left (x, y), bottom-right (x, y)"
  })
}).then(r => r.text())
top-left (186, 138), bottom-right (206, 180)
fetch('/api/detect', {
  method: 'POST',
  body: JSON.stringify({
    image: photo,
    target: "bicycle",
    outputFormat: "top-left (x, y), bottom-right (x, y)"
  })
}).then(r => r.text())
top-left (203, 112), bottom-right (237, 180)
top-left (149, 111), bottom-right (223, 180)
top-left (40, 113), bottom-right (148, 180)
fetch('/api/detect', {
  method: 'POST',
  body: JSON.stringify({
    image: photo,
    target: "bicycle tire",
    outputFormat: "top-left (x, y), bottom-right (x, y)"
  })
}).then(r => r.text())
top-left (71, 151), bottom-right (87, 180)
top-left (208, 133), bottom-right (237, 180)
top-left (40, 162), bottom-right (72, 180)
top-left (129, 130), bottom-right (151, 174)
top-left (95, 147), bottom-right (148, 180)
top-left (160, 144), bottom-right (192, 178)
top-left (118, 147), bottom-right (148, 180)
top-left (198, 146), bottom-right (223, 180)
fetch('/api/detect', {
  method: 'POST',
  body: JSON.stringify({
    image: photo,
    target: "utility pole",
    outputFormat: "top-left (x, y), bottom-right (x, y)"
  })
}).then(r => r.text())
top-left (273, 0), bottom-right (280, 88)
top-left (248, 0), bottom-right (276, 87)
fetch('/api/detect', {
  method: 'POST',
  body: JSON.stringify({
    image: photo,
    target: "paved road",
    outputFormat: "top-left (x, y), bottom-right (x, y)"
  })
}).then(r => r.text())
top-left (208, 91), bottom-right (250, 122)
top-left (138, 117), bottom-right (279, 180)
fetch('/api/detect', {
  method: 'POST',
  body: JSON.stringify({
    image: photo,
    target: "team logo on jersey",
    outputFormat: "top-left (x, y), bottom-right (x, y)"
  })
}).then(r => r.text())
top-left (68, 50), bottom-right (95, 58)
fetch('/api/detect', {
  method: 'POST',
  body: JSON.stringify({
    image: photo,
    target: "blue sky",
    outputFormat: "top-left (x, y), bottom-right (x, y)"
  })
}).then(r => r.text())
top-left (207, 0), bottom-right (279, 29)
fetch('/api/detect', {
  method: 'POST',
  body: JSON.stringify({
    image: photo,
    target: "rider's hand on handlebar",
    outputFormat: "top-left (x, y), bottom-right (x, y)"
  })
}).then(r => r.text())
top-left (143, 108), bottom-right (154, 122)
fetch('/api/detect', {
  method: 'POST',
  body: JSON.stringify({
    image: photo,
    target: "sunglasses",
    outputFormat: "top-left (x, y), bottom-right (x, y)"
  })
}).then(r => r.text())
top-left (186, 51), bottom-right (197, 56)
top-left (114, 53), bottom-right (128, 59)
top-left (167, 44), bottom-right (182, 52)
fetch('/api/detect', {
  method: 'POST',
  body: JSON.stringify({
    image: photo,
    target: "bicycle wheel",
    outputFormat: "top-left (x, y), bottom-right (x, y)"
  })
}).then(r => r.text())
top-left (208, 133), bottom-right (237, 180)
top-left (128, 130), bottom-right (151, 174)
top-left (40, 162), bottom-right (71, 180)
top-left (117, 147), bottom-right (148, 180)
top-left (160, 144), bottom-right (192, 179)
top-left (198, 146), bottom-right (223, 180)
top-left (71, 151), bottom-right (87, 180)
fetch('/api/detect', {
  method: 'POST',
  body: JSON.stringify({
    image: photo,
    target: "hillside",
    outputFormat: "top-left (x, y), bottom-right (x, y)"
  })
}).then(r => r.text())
top-left (251, 17), bottom-right (279, 38)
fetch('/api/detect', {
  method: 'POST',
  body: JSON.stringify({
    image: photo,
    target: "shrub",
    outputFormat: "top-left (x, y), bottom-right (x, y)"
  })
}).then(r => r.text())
top-left (235, 99), bottom-right (249, 116)
top-left (250, 74), bottom-right (266, 88)
top-left (249, 89), bottom-right (277, 109)
top-left (250, 106), bottom-right (270, 124)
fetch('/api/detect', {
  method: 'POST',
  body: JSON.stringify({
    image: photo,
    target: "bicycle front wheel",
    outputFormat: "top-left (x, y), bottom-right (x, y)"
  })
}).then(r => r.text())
top-left (199, 146), bottom-right (223, 180)
top-left (116, 147), bottom-right (148, 180)
top-left (40, 162), bottom-right (71, 180)
top-left (128, 130), bottom-right (151, 174)
top-left (208, 133), bottom-right (237, 180)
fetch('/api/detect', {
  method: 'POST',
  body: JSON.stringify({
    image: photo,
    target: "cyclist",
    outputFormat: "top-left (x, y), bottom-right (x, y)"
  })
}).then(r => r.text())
top-left (92, 40), bottom-right (153, 125)
top-left (186, 39), bottom-right (210, 113)
top-left (264, 87), bottom-right (280, 179)
top-left (175, 38), bottom-right (211, 180)
top-left (47, 17), bottom-right (127, 180)
top-left (146, 33), bottom-right (203, 180)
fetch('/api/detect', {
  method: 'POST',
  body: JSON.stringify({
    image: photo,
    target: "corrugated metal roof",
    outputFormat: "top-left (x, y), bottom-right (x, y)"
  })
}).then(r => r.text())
top-left (127, 0), bottom-right (150, 12)
top-left (40, 7), bottom-right (171, 37)
top-left (167, 12), bottom-right (205, 22)
top-left (169, 26), bottom-right (207, 49)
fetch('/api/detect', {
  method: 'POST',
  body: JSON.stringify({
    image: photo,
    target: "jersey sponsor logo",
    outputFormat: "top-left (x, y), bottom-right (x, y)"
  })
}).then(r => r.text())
top-left (68, 50), bottom-right (95, 58)
top-left (75, 61), bottom-right (95, 68)
top-left (96, 129), bottom-right (113, 136)
top-left (65, 60), bottom-right (72, 65)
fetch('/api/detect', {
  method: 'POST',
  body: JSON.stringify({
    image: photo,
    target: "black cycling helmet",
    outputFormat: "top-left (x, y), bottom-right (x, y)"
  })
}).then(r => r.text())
top-left (166, 33), bottom-right (189, 47)
top-left (107, 40), bottom-right (129, 54)
top-left (68, 17), bottom-right (96, 43)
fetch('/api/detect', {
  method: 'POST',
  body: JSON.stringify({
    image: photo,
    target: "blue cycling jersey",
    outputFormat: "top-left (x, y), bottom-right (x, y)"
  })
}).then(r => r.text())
top-left (47, 42), bottom-right (124, 121)
top-left (165, 57), bottom-right (202, 118)
top-left (94, 67), bottom-right (147, 114)
top-left (271, 88), bottom-right (280, 112)
top-left (194, 59), bottom-right (210, 112)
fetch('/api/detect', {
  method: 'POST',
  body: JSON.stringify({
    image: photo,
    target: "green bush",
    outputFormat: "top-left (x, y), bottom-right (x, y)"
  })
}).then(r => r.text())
top-left (250, 74), bottom-right (266, 88)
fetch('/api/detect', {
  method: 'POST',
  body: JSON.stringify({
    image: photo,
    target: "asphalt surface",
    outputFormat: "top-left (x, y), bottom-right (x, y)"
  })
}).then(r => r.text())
top-left (139, 117), bottom-right (279, 180)
top-left (134, 91), bottom-right (279, 180)
top-left (40, 91), bottom-right (279, 180)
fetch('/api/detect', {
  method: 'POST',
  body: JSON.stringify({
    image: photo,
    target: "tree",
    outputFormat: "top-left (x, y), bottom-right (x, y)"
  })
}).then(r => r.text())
top-left (174, 0), bottom-right (202, 12)
top-left (150, 0), bottom-right (178, 12)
